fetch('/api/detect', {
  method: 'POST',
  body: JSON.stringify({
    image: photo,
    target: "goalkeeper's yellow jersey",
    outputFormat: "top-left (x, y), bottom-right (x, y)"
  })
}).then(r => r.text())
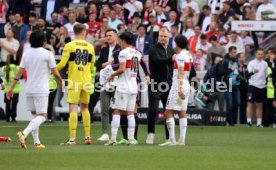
top-left (57, 39), bottom-right (95, 86)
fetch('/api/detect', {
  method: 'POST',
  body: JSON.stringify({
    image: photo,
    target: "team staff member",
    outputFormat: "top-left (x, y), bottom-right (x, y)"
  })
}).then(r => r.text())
top-left (146, 27), bottom-right (175, 145)
top-left (57, 24), bottom-right (96, 145)
top-left (247, 49), bottom-right (268, 127)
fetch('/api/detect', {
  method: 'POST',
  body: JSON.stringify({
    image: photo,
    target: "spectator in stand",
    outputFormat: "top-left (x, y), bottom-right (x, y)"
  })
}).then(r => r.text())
top-left (205, 22), bottom-right (219, 42)
top-left (28, 12), bottom-right (39, 31)
top-left (180, 17), bottom-right (195, 40)
top-left (153, 0), bottom-right (176, 12)
top-left (198, 5), bottom-right (212, 33)
top-left (240, 31), bottom-right (254, 53)
top-left (181, 0), bottom-right (200, 20)
top-left (41, 0), bottom-right (69, 23)
top-left (168, 24), bottom-right (180, 50)
top-left (196, 34), bottom-right (211, 59)
top-left (133, 24), bottom-right (153, 55)
top-left (114, 4), bottom-right (127, 25)
top-left (247, 49), bottom-right (268, 127)
top-left (127, 12), bottom-right (141, 35)
top-left (193, 49), bottom-right (206, 71)
top-left (0, 0), bottom-right (9, 38)
top-left (64, 11), bottom-right (79, 40)
top-left (225, 31), bottom-right (245, 54)
top-left (163, 11), bottom-right (180, 31)
top-left (123, 0), bottom-right (143, 21)
top-left (142, 0), bottom-right (156, 25)
top-left (221, 46), bottom-right (240, 126)
top-left (108, 10), bottom-right (123, 31)
top-left (188, 25), bottom-right (201, 54)
top-left (94, 17), bottom-right (109, 54)
top-left (256, 0), bottom-right (276, 20)
top-left (58, 6), bottom-right (69, 25)
top-left (208, 0), bottom-right (225, 14)
top-left (146, 13), bottom-right (161, 44)
top-left (154, 5), bottom-right (168, 24)
top-left (76, 4), bottom-right (88, 24)
top-left (206, 35), bottom-right (226, 69)
top-left (12, 12), bottom-right (29, 44)
top-left (241, 3), bottom-right (253, 20)
top-left (218, 26), bottom-right (229, 46)
top-left (4, 11), bottom-right (16, 36)
top-left (219, 1), bottom-right (234, 31)
top-left (55, 26), bottom-right (71, 55)
top-left (46, 12), bottom-right (62, 36)
top-left (84, 11), bottom-right (101, 37)
top-left (0, 28), bottom-right (20, 66)
top-left (203, 54), bottom-right (225, 112)
top-left (237, 53), bottom-right (252, 124)
top-left (117, 24), bottom-right (126, 34)
top-left (230, 0), bottom-right (246, 20)
top-left (181, 6), bottom-right (197, 25)
top-left (99, 4), bottom-right (111, 21)
top-left (37, 17), bottom-right (51, 42)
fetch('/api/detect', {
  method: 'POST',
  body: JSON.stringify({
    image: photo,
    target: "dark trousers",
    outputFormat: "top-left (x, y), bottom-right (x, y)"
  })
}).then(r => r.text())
top-left (4, 94), bottom-right (19, 122)
top-left (239, 85), bottom-right (248, 124)
top-left (0, 23), bottom-right (5, 38)
top-left (263, 99), bottom-right (276, 127)
top-left (48, 89), bottom-right (57, 120)
top-left (224, 85), bottom-right (240, 125)
top-left (147, 87), bottom-right (169, 139)
top-left (208, 92), bottom-right (225, 111)
top-left (89, 90), bottom-right (100, 118)
top-left (120, 114), bottom-right (139, 140)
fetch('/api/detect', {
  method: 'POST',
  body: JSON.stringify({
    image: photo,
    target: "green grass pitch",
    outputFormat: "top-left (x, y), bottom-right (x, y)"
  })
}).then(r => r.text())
top-left (0, 121), bottom-right (276, 170)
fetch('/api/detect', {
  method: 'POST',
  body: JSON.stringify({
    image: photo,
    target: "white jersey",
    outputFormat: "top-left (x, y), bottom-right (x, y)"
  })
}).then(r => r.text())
top-left (247, 58), bottom-right (268, 89)
top-left (20, 47), bottom-right (57, 96)
top-left (116, 47), bottom-right (142, 94)
top-left (173, 50), bottom-right (193, 82)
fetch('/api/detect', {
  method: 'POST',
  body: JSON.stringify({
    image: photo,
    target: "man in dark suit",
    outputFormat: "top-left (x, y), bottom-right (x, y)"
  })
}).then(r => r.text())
top-left (94, 28), bottom-right (121, 142)
top-left (132, 24), bottom-right (153, 56)
top-left (41, 0), bottom-right (69, 23)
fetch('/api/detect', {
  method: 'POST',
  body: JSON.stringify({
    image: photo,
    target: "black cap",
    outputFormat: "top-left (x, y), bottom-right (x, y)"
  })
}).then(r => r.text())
top-left (132, 12), bottom-right (140, 19)
top-left (8, 11), bottom-right (14, 15)
top-left (29, 12), bottom-right (37, 18)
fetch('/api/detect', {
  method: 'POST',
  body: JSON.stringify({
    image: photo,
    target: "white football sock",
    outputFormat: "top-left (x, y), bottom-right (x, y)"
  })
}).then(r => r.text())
top-left (32, 127), bottom-right (40, 145)
top-left (247, 118), bottom-right (252, 123)
top-left (257, 118), bottom-right (262, 126)
top-left (111, 115), bottom-right (120, 141)
top-left (179, 118), bottom-right (187, 143)
top-left (127, 115), bottom-right (136, 141)
top-left (23, 115), bottom-right (46, 137)
top-left (166, 117), bottom-right (175, 143)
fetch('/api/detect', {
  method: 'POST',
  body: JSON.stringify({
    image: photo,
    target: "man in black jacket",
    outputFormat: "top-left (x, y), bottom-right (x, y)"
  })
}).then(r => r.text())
top-left (93, 29), bottom-right (121, 141)
top-left (146, 27), bottom-right (175, 145)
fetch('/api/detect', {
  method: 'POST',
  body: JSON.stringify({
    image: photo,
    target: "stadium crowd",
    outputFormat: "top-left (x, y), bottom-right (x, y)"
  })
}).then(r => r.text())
top-left (0, 0), bottom-right (276, 145)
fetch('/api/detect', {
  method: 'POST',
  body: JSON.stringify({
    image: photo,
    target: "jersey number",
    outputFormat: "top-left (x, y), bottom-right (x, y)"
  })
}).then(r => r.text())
top-left (75, 49), bottom-right (88, 65)
top-left (131, 56), bottom-right (139, 73)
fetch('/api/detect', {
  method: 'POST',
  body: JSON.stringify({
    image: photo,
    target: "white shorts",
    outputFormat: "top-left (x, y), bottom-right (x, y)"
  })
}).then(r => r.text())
top-left (26, 96), bottom-right (49, 114)
top-left (166, 80), bottom-right (190, 111)
top-left (111, 91), bottom-right (137, 112)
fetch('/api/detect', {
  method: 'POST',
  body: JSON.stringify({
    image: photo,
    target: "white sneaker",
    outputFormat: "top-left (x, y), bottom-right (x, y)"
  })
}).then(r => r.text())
top-left (177, 141), bottom-right (186, 146)
top-left (146, 133), bottom-right (155, 144)
top-left (273, 124), bottom-right (276, 128)
top-left (104, 140), bottom-right (117, 146)
top-left (97, 133), bottom-right (109, 141)
top-left (159, 140), bottom-right (176, 146)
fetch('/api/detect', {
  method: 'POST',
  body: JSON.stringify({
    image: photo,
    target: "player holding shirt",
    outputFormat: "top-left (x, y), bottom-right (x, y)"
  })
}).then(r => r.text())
top-left (164, 34), bottom-right (193, 146)
top-left (105, 32), bottom-right (142, 145)
top-left (57, 24), bottom-right (96, 145)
